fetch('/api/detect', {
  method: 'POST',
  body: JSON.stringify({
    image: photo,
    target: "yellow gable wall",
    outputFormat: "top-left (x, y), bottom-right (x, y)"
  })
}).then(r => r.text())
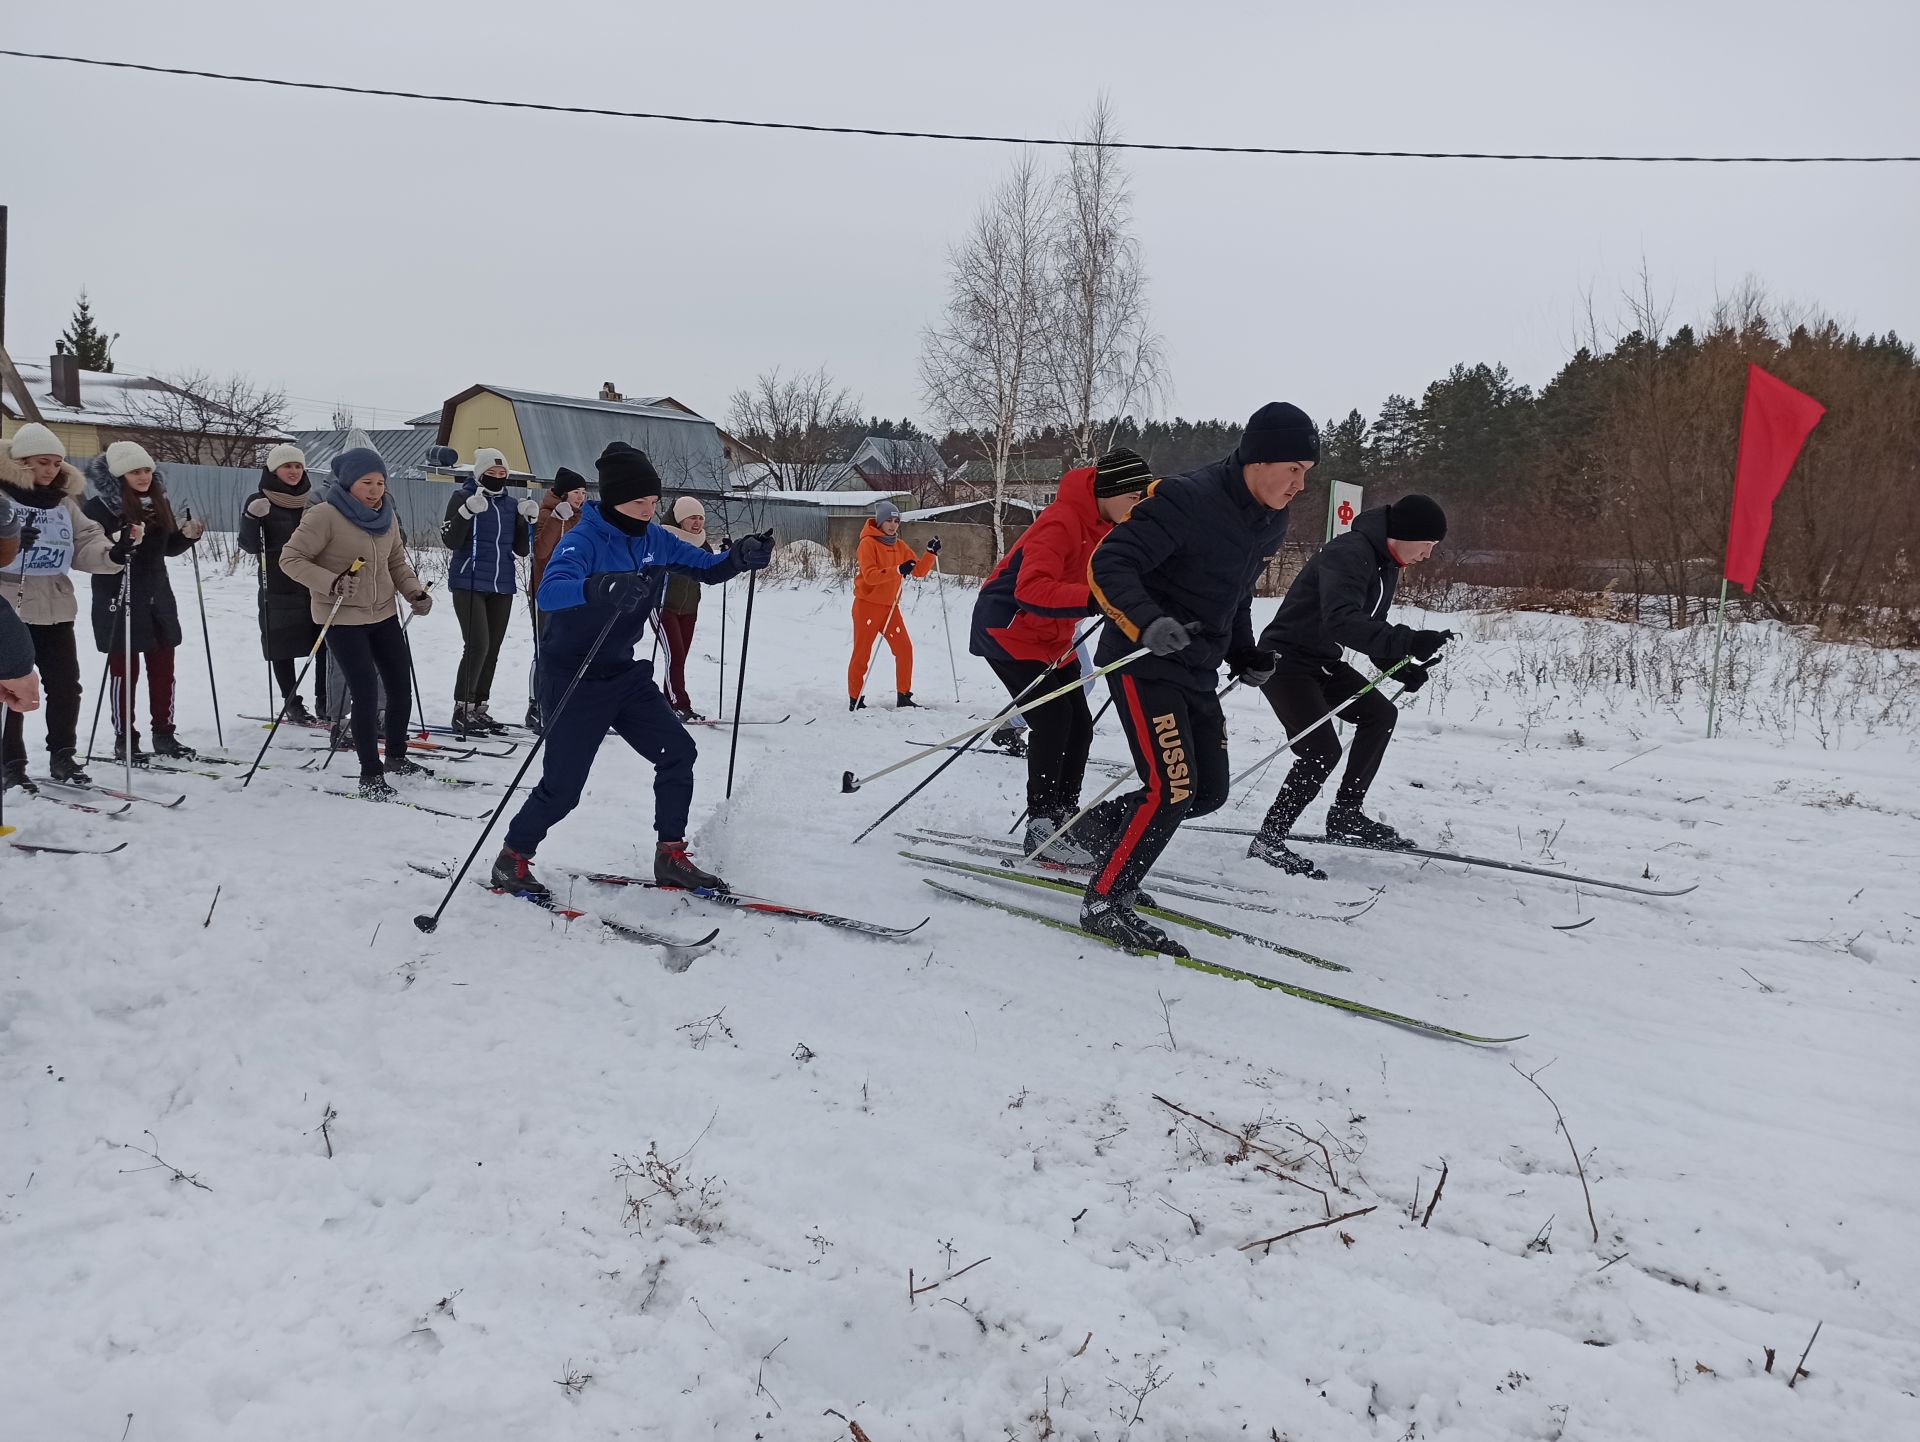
top-left (445, 391), bottom-right (529, 473)
top-left (0, 416), bottom-right (103, 457)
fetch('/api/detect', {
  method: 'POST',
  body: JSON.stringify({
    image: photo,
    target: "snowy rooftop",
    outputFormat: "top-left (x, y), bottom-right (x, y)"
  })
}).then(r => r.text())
top-left (900, 498), bottom-right (1041, 522)
top-left (4, 360), bottom-right (289, 437)
top-left (724, 488), bottom-right (912, 508)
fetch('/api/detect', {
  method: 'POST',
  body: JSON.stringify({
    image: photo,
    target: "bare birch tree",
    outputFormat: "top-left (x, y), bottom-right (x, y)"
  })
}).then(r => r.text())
top-left (118, 371), bottom-right (291, 466)
top-left (1043, 98), bottom-right (1165, 464)
top-left (727, 365), bottom-right (863, 491)
top-left (919, 153), bottom-right (1058, 554)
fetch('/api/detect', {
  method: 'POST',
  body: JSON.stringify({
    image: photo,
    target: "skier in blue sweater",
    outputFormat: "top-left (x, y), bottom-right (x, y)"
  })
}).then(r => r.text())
top-left (442, 446), bottom-right (533, 735)
top-left (492, 442), bottom-right (773, 897)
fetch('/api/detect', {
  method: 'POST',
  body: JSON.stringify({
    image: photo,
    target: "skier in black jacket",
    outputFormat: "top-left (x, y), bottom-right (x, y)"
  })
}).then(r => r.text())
top-left (238, 445), bottom-right (326, 723)
top-left (1075, 401), bottom-right (1317, 952)
top-left (1248, 495), bottom-right (1453, 873)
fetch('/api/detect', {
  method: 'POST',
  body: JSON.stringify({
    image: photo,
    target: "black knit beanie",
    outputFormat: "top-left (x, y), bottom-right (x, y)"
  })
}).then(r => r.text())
top-left (595, 442), bottom-right (662, 509)
top-left (1093, 447), bottom-right (1152, 499)
top-left (1236, 402), bottom-right (1321, 466)
top-left (551, 466), bottom-right (588, 498)
top-left (1386, 494), bottom-right (1448, 542)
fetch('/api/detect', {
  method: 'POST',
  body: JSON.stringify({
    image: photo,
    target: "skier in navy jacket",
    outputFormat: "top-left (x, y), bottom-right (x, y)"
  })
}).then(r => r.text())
top-left (442, 446), bottom-right (533, 734)
top-left (492, 442), bottom-right (773, 898)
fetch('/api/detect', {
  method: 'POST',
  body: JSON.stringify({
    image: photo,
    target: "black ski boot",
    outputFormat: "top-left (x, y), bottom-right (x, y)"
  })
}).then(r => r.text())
top-left (451, 702), bottom-right (474, 738)
top-left (468, 704), bottom-right (508, 735)
top-left (3, 758), bottom-right (37, 794)
top-left (654, 840), bottom-right (727, 892)
top-left (358, 770), bottom-right (398, 801)
top-left (524, 700), bottom-right (544, 734)
top-left (991, 723), bottom-right (1028, 757)
top-left (1025, 813), bottom-right (1096, 867)
top-left (151, 729), bottom-right (199, 761)
top-left (283, 694), bottom-right (315, 726)
top-left (673, 706), bottom-right (705, 723)
top-left (49, 748), bottom-right (92, 786)
top-left (1248, 831), bottom-right (1327, 879)
top-left (1080, 891), bottom-right (1187, 957)
top-left (895, 691), bottom-right (918, 708)
top-left (491, 846), bottom-right (552, 901)
top-left (848, 695), bottom-right (866, 712)
top-left (384, 756), bottom-right (436, 782)
top-left (1326, 803), bottom-right (1415, 851)
top-left (113, 732), bottom-right (151, 766)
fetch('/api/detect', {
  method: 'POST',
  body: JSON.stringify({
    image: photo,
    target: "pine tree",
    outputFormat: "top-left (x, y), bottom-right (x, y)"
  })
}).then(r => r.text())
top-left (59, 290), bottom-right (114, 372)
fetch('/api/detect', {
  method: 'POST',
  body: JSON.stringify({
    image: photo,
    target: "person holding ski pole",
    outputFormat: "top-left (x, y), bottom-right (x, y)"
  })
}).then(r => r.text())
top-left (525, 467), bottom-right (587, 731)
top-left (969, 447), bottom-right (1152, 863)
top-left (443, 447), bottom-right (533, 736)
top-left (847, 498), bottom-right (937, 711)
top-left (1248, 494), bottom-right (1455, 871)
top-left (1075, 402), bottom-right (1318, 952)
top-left (490, 441), bottom-right (773, 900)
top-left (238, 443), bottom-right (327, 725)
top-left (0, 424), bottom-right (119, 791)
top-left (81, 443), bottom-right (205, 764)
top-left (659, 496), bottom-right (712, 721)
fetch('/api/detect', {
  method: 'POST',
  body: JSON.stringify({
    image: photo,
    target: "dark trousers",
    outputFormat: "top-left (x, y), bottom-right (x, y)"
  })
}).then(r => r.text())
top-left (326, 617), bottom-right (413, 774)
top-left (108, 646), bottom-right (175, 739)
top-left (1257, 661), bottom-right (1397, 836)
top-left (2, 621), bottom-right (82, 763)
top-left (660, 610), bottom-right (698, 712)
top-left (271, 649), bottom-right (328, 709)
top-left (988, 655), bottom-right (1092, 819)
top-left (505, 662), bottom-right (696, 855)
top-left (452, 589), bottom-right (513, 706)
top-left (1084, 673), bottom-right (1229, 899)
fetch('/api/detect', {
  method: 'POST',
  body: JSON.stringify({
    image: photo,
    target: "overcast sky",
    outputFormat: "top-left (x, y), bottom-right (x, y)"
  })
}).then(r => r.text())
top-left (4, 1), bottom-right (1915, 437)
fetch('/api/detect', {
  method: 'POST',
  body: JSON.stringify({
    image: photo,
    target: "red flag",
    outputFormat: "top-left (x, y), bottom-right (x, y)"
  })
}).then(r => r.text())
top-left (1724, 364), bottom-right (1825, 592)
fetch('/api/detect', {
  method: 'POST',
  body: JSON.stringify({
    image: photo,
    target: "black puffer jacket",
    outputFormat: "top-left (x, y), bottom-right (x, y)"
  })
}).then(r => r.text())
top-left (83, 458), bottom-right (196, 653)
top-left (1089, 453), bottom-right (1292, 691)
top-left (237, 467), bottom-right (323, 659)
top-left (1257, 505), bottom-right (1412, 671)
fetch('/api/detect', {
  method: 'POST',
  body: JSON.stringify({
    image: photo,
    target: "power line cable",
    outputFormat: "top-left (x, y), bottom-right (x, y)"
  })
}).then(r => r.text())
top-left (2, 49), bottom-right (1914, 164)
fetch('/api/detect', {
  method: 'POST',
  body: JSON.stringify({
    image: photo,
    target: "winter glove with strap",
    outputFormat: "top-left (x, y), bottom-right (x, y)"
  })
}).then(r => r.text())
top-left (587, 571), bottom-right (653, 612)
top-left (731, 531), bottom-right (775, 570)
top-left (461, 491), bottom-right (491, 517)
top-left (925, 536), bottom-right (942, 555)
top-left (1226, 645), bottom-right (1278, 687)
top-left (1140, 616), bottom-right (1195, 657)
top-left (552, 501), bottom-right (575, 522)
top-left (1409, 628), bottom-right (1456, 662)
top-left (245, 496), bottom-right (272, 519)
top-left (897, 560), bottom-right (915, 577)
top-left (518, 499), bottom-right (540, 522)
top-left (1396, 660), bottom-right (1430, 694)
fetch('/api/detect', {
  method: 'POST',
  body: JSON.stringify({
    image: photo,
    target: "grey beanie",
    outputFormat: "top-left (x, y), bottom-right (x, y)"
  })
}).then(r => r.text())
top-left (873, 500), bottom-right (901, 523)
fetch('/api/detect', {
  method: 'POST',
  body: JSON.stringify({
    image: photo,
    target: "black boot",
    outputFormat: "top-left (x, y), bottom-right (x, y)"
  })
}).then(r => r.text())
top-left (358, 770), bottom-right (398, 801)
top-left (151, 729), bottom-right (199, 761)
top-left (468, 704), bottom-right (508, 735)
top-left (283, 694), bottom-right (315, 726)
top-left (848, 695), bottom-right (866, 712)
top-left (451, 702), bottom-right (472, 738)
top-left (384, 756), bottom-right (436, 781)
top-left (654, 840), bottom-right (727, 892)
top-left (524, 700), bottom-right (544, 734)
top-left (1326, 803), bottom-right (1415, 851)
top-left (1080, 891), bottom-right (1187, 956)
top-left (1247, 832), bottom-right (1327, 879)
top-left (113, 732), bottom-right (151, 766)
top-left (895, 691), bottom-right (918, 708)
top-left (490, 846), bottom-right (552, 901)
top-left (2, 758), bottom-right (37, 794)
top-left (990, 723), bottom-right (1027, 756)
top-left (49, 749), bottom-right (92, 786)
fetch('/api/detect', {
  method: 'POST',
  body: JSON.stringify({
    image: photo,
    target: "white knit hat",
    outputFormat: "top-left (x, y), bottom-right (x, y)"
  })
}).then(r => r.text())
top-left (473, 447), bottom-right (508, 475)
top-left (9, 422), bottom-right (65, 460)
top-left (105, 440), bottom-right (157, 477)
top-left (672, 495), bottom-right (705, 523)
top-left (265, 443), bottom-right (306, 471)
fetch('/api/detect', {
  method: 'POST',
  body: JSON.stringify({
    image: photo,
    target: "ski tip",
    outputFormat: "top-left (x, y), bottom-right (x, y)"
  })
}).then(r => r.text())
top-left (412, 915), bottom-right (439, 934)
top-left (840, 771), bottom-right (860, 793)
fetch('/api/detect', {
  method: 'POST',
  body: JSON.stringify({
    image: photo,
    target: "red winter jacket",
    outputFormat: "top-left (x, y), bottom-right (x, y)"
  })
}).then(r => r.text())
top-left (968, 466), bottom-right (1112, 665)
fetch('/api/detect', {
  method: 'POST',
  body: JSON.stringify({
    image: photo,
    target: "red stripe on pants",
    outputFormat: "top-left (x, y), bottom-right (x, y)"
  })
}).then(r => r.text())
top-left (1094, 674), bottom-right (1162, 895)
top-left (108, 647), bottom-right (176, 737)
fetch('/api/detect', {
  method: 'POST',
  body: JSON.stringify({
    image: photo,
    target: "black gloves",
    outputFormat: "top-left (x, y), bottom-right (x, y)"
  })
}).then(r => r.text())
top-left (718, 535), bottom-right (733, 553)
top-left (731, 531), bottom-right (774, 570)
top-left (1397, 661), bottom-right (1429, 693)
top-left (1410, 628), bottom-right (1456, 662)
top-left (1227, 646), bottom-right (1278, 687)
top-left (17, 518), bottom-right (39, 551)
top-left (108, 531), bottom-right (136, 565)
top-left (925, 536), bottom-right (942, 556)
top-left (588, 571), bottom-right (652, 612)
top-left (1140, 616), bottom-right (1195, 657)
top-left (897, 560), bottom-right (915, 577)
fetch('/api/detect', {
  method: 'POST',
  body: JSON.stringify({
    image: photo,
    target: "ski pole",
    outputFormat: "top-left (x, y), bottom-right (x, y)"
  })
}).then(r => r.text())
top-left (399, 582), bottom-right (433, 738)
top-left (413, 599), bottom-right (632, 935)
top-left (933, 555), bottom-right (960, 703)
top-left (717, 563), bottom-right (728, 720)
top-left (845, 638), bottom-right (1143, 795)
top-left (120, 551), bottom-right (134, 797)
top-left (183, 508), bottom-right (223, 748)
top-left (243, 560), bottom-right (363, 787)
top-left (1005, 686), bottom-right (1120, 836)
top-left (1227, 655), bottom-right (1419, 789)
top-left (84, 639), bottom-right (113, 769)
top-left (724, 566), bottom-right (759, 800)
top-left (848, 621), bottom-right (1106, 846)
top-left (857, 593), bottom-right (902, 697)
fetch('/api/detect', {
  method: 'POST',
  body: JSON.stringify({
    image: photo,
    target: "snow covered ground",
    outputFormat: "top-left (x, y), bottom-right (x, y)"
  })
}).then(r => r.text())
top-left (3, 553), bottom-right (1917, 1441)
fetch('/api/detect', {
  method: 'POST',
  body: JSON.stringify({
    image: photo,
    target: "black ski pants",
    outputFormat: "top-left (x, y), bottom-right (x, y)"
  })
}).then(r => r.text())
top-left (325, 616), bottom-right (413, 775)
top-left (1257, 660), bottom-right (1397, 836)
top-left (271, 647), bottom-right (328, 710)
top-left (2, 621), bottom-right (81, 764)
top-left (988, 656), bottom-right (1092, 821)
top-left (1084, 672), bottom-right (1229, 900)
top-left (453, 589), bottom-right (513, 706)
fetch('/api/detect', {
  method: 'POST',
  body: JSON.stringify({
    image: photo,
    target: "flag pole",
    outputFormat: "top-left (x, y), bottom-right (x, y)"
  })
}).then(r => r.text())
top-left (1706, 577), bottom-right (1730, 739)
top-left (1325, 479), bottom-right (1338, 543)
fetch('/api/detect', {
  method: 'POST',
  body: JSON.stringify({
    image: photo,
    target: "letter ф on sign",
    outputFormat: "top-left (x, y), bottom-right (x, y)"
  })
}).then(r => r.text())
top-left (1153, 712), bottom-right (1192, 804)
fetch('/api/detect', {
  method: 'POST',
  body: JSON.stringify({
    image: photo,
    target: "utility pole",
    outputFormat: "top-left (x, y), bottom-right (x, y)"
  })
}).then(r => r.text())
top-left (0, 205), bottom-right (46, 424)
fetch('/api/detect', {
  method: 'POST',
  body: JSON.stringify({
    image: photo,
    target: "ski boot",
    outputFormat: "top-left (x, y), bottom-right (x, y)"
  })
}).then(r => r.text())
top-left (2, 758), bottom-right (37, 794)
top-left (151, 729), bottom-right (199, 761)
top-left (49, 749), bottom-right (92, 786)
top-left (673, 706), bottom-right (705, 723)
top-left (895, 691), bottom-right (919, 708)
top-left (358, 770), bottom-right (398, 801)
top-left (524, 700), bottom-right (544, 734)
top-left (1247, 831), bottom-right (1327, 879)
top-left (848, 695), bottom-right (866, 712)
top-left (283, 694), bottom-right (315, 726)
top-left (328, 715), bottom-right (352, 754)
top-left (468, 704), bottom-right (508, 736)
top-left (112, 732), bottom-right (151, 766)
top-left (451, 702), bottom-right (473, 738)
top-left (990, 723), bottom-right (1028, 757)
top-left (490, 846), bottom-right (553, 902)
top-left (1025, 813), bottom-right (1096, 867)
top-left (1080, 891), bottom-right (1187, 957)
top-left (384, 756), bottom-right (436, 782)
top-left (654, 840), bottom-right (728, 892)
top-left (1326, 803), bottom-right (1415, 851)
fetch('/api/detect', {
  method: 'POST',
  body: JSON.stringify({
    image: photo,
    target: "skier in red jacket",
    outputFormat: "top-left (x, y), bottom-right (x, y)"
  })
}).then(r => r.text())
top-left (968, 448), bottom-right (1152, 861)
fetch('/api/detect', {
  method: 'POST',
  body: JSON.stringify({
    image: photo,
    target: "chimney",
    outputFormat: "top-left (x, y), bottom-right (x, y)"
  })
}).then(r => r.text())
top-left (50, 352), bottom-right (81, 409)
top-left (598, 380), bottom-right (621, 402)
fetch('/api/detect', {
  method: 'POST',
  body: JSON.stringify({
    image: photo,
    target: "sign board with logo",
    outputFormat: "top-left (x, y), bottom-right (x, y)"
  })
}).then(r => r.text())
top-left (1326, 480), bottom-right (1364, 541)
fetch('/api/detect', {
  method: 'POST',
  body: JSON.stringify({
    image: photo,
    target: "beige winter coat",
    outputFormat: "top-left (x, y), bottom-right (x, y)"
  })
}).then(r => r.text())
top-left (0, 439), bottom-right (121, 625)
top-left (278, 500), bottom-right (427, 626)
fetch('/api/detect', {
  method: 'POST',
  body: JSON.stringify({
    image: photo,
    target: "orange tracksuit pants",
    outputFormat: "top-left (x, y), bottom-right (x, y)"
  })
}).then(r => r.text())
top-left (848, 600), bottom-right (913, 698)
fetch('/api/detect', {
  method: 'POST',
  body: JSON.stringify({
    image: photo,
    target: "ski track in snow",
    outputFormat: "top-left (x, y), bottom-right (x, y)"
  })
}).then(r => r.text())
top-left (2, 558), bottom-right (1916, 1440)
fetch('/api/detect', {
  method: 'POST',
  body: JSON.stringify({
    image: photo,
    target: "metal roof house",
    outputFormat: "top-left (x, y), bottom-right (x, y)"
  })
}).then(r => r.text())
top-left (292, 426), bottom-right (445, 482)
top-left (1, 353), bottom-right (291, 461)
top-left (431, 383), bottom-right (730, 487)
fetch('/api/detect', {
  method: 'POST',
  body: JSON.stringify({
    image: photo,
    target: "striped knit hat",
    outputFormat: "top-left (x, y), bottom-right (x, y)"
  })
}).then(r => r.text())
top-left (1093, 447), bottom-right (1152, 498)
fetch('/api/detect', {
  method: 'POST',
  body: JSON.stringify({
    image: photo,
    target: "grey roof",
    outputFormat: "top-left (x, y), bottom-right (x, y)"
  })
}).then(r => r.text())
top-left (491, 386), bottom-right (727, 485)
top-left (293, 427), bottom-right (443, 481)
top-left (850, 435), bottom-right (947, 478)
top-left (405, 409), bottom-right (441, 428)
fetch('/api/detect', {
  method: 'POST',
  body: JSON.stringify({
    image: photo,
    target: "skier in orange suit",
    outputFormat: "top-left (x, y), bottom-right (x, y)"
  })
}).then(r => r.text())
top-left (847, 499), bottom-right (937, 710)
